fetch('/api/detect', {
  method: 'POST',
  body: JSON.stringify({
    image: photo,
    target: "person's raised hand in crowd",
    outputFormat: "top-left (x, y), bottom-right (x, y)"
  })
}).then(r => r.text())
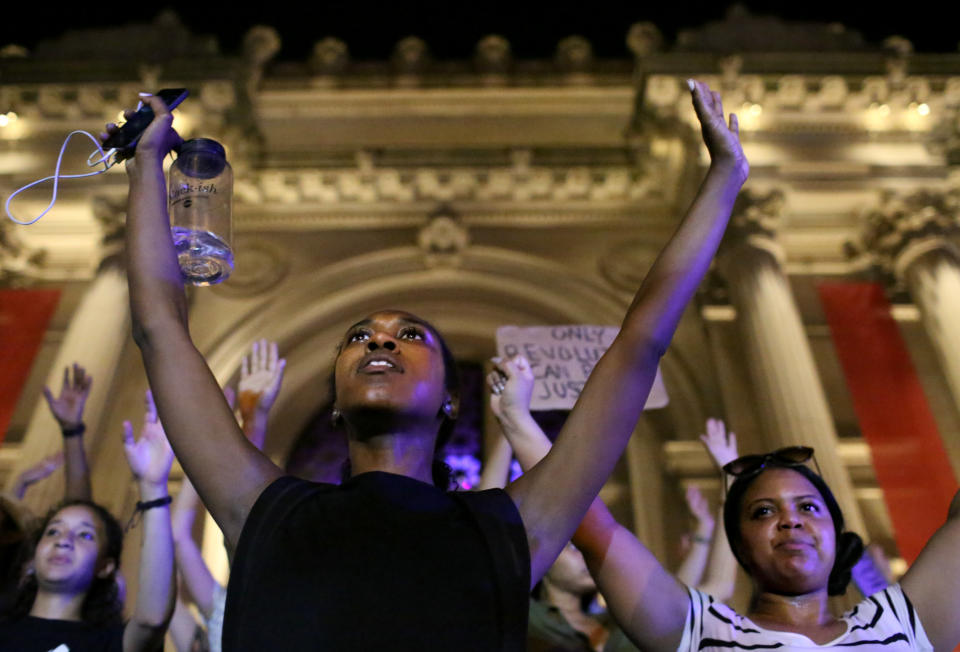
top-left (692, 419), bottom-right (739, 601)
top-left (487, 355), bottom-right (535, 428)
top-left (486, 355), bottom-right (549, 470)
top-left (120, 389), bottom-right (176, 652)
top-left (675, 485), bottom-right (715, 588)
top-left (11, 451), bottom-right (64, 500)
top-left (699, 418), bottom-right (738, 472)
top-left (42, 362), bottom-right (94, 500)
top-left (42, 363), bottom-right (92, 431)
top-left (685, 485), bottom-right (714, 538)
top-left (237, 339), bottom-right (286, 450)
top-left (693, 81), bottom-right (749, 185)
top-left (476, 356), bottom-right (535, 491)
top-left (122, 390), bottom-right (175, 492)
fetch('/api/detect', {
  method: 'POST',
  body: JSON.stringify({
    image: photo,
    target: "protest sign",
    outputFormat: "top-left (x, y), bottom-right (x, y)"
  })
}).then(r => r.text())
top-left (495, 325), bottom-right (669, 411)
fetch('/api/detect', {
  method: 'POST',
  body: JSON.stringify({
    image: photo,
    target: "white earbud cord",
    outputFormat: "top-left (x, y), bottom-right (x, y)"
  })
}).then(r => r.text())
top-left (4, 130), bottom-right (117, 226)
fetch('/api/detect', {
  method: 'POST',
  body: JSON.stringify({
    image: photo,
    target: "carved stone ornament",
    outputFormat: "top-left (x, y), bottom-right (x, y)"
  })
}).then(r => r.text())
top-left (555, 36), bottom-right (593, 73)
top-left (474, 35), bottom-right (511, 74)
top-left (928, 111), bottom-right (960, 165)
top-left (211, 237), bottom-right (289, 298)
top-left (718, 188), bottom-right (787, 262)
top-left (852, 189), bottom-right (960, 278)
top-left (91, 194), bottom-right (128, 268)
top-left (310, 37), bottom-right (350, 76)
top-left (392, 36), bottom-right (430, 74)
top-left (626, 22), bottom-right (664, 59)
top-left (417, 209), bottom-right (469, 267)
top-left (0, 219), bottom-right (47, 284)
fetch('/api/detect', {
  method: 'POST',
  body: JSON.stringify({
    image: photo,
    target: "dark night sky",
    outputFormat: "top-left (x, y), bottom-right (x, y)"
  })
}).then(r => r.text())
top-left (2, 1), bottom-right (958, 61)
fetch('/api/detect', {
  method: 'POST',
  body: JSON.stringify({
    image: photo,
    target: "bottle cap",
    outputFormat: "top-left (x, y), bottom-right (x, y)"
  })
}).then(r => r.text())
top-left (177, 138), bottom-right (227, 178)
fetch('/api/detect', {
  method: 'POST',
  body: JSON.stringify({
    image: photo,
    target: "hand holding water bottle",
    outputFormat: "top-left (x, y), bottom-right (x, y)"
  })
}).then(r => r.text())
top-left (101, 93), bottom-right (234, 286)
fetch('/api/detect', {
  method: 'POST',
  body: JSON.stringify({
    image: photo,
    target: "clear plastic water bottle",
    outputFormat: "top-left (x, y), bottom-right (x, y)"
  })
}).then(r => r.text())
top-left (168, 138), bottom-right (234, 285)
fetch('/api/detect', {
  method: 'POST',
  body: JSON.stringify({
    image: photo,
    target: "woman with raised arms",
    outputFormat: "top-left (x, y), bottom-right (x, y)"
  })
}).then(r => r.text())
top-left (104, 78), bottom-right (746, 651)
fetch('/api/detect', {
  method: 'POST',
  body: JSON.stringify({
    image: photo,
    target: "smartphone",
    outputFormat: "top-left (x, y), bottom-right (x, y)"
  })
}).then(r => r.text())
top-left (103, 88), bottom-right (189, 156)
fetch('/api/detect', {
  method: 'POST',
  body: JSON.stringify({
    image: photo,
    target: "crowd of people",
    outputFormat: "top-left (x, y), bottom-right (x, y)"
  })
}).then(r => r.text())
top-left (0, 80), bottom-right (957, 651)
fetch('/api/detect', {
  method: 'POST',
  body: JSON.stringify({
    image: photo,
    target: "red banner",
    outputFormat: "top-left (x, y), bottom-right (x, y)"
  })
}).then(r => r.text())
top-left (0, 289), bottom-right (61, 444)
top-left (818, 282), bottom-right (957, 563)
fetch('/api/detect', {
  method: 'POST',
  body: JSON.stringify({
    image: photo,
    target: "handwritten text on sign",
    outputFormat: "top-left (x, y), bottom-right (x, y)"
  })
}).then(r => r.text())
top-left (496, 325), bottom-right (669, 411)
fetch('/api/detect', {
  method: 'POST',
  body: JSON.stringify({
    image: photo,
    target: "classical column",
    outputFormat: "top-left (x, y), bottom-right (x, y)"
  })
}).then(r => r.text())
top-left (716, 189), bottom-right (865, 534)
top-left (859, 190), bottom-right (960, 413)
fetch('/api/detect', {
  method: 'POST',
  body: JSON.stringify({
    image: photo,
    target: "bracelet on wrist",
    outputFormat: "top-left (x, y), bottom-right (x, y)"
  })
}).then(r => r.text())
top-left (692, 534), bottom-right (712, 544)
top-left (60, 423), bottom-right (85, 438)
top-left (124, 495), bottom-right (172, 532)
top-left (137, 496), bottom-right (172, 511)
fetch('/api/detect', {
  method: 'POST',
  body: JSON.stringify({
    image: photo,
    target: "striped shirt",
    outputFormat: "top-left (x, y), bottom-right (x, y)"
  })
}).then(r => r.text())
top-left (678, 584), bottom-right (932, 651)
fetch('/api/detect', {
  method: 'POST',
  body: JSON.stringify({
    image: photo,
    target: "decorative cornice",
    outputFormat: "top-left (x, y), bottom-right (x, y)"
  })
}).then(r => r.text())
top-left (644, 73), bottom-right (959, 125)
top-left (851, 188), bottom-right (960, 278)
top-left (234, 160), bottom-right (667, 207)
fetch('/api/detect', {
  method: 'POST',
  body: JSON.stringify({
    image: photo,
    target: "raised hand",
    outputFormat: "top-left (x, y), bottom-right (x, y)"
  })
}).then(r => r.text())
top-left (99, 94), bottom-right (182, 171)
top-left (684, 485), bottom-right (714, 527)
top-left (12, 451), bottom-right (65, 499)
top-left (42, 363), bottom-right (92, 429)
top-left (689, 80), bottom-right (749, 185)
top-left (122, 390), bottom-right (174, 487)
top-left (238, 339), bottom-right (286, 418)
top-left (699, 418), bottom-right (738, 471)
top-left (487, 355), bottom-right (535, 424)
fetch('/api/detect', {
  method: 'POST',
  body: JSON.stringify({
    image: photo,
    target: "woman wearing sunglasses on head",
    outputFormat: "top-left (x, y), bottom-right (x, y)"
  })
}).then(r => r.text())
top-left (491, 356), bottom-right (960, 651)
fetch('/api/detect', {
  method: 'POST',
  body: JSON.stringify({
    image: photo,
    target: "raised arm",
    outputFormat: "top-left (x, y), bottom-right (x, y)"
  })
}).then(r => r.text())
top-left (505, 80), bottom-right (748, 583)
top-left (170, 387), bottom-right (235, 618)
top-left (237, 339), bottom-right (286, 450)
top-left (675, 485), bottom-right (714, 588)
top-left (695, 419), bottom-right (738, 601)
top-left (474, 363), bottom-right (520, 491)
top-left (171, 476), bottom-right (218, 618)
top-left (121, 391), bottom-right (176, 652)
top-left (11, 451), bottom-right (64, 500)
top-left (42, 363), bottom-right (93, 500)
top-left (167, 597), bottom-right (205, 652)
top-left (900, 489), bottom-right (960, 650)
top-left (104, 96), bottom-right (281, 547)
top-left (494, 356), bottom-right (689, 651)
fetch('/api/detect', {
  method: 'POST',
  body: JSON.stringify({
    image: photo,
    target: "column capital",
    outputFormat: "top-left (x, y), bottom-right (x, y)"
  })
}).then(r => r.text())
top-left (91, 194), bottom-right (128, 271)
top-left (0, 219), bottom-right (47, 284)
top-left (855, 189), bottom-right (960, 279)
top-left (718, 188), bottom-right (787, 267)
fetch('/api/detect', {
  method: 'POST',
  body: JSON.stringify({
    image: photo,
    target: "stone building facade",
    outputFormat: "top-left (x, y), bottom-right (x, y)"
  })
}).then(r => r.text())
top-left (2, 9), bottom-right (959, 609)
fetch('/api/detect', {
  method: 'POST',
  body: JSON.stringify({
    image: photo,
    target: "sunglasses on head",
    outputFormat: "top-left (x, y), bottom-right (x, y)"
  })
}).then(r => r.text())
top-left (722, 446), bottom-right (819, 485)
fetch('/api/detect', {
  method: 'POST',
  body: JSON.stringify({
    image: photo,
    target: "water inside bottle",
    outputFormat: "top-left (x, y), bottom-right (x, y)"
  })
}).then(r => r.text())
top-left (171, 227), bottom-right (234, 285)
